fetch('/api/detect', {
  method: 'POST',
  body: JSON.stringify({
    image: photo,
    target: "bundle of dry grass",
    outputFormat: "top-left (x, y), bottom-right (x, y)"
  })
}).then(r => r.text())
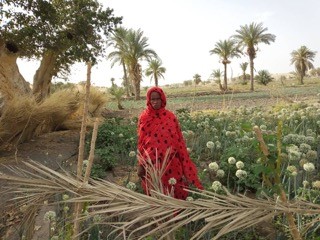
top-left (61, 87), bottom-right (108, 130)
top-left (1, 160), bottom-right (320, 240)
top-left (0, 87), bottom-right (107, 148)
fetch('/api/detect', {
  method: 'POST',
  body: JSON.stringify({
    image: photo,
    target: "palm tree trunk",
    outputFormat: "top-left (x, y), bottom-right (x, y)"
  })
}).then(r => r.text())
top-left (223, 63), bottom-right (227, 90)
top-left (155, 74), bottom-right (158, 87)
top-left (250, 57), bottom-right (254, 91)
top-left (122, 62), bottom-right (130, 97)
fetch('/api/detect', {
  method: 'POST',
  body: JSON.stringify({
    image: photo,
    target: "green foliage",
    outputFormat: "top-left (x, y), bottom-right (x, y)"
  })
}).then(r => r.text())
top-left (255, 70), bottom-right (273, 86)
top-left (109, 84), bottom-right (125, 109)
top-left (87, 117), bottom-right (137, 178)
top-left (183, 80), bottom-right (193, 86)
top-left (193, 74), bottom-right (202, 85)
top-left (1, 0), bottom-right (122, 72)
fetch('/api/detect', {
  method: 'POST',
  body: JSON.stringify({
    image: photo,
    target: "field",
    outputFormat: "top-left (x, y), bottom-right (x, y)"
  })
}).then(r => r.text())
top-left (1, 77), bottom-right (320, 240)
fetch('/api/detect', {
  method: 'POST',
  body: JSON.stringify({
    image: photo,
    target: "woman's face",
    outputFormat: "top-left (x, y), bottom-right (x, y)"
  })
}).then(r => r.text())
top-left (150, 91), bottom-right (162, 110)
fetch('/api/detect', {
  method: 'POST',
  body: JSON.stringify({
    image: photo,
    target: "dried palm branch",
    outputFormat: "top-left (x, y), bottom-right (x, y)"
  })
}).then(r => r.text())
top-left (1, 160), bottom-right (320, 240)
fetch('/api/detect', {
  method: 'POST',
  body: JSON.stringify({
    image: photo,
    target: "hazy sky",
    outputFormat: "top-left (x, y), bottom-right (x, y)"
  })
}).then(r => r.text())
top-left (18, 0), bottom-right (320, 87)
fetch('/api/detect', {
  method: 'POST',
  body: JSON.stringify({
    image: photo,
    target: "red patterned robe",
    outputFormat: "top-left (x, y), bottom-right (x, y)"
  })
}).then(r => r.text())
top-left (137, 87), bottom-right (203, 200)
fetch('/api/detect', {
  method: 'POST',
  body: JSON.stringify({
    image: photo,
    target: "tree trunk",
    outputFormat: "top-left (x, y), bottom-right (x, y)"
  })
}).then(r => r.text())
top-left (32, 50), bottom-right (58, 102)
top-left (131, 63), bottom-right (141, 100)
top-left (0, 40), bottom-right (31, 100)
top-left (154, 73), bottom-right (158, 87)
top-left (122, 62), bottom-right (130, 97)
top-left (249, 57), bottom-right (254, 91)
top-left (223, 63), bottom-right (228, 91)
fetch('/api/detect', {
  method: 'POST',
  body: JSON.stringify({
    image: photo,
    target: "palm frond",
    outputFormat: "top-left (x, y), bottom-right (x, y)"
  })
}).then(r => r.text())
top-left (1, 160), bottom-right (320, 239)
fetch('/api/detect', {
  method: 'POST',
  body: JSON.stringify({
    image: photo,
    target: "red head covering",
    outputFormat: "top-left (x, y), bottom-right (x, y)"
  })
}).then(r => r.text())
top-left (146, 86), bottom-right (167, 113)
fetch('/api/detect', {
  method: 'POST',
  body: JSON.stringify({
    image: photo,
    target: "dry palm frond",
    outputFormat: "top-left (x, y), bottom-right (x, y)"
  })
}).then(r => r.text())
top-left (1, 161), bottom-right (320, 240)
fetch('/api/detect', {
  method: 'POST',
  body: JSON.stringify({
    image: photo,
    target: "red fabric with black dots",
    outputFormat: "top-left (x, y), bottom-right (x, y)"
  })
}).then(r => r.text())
top-left (138, 86), bottom-right (203, 200)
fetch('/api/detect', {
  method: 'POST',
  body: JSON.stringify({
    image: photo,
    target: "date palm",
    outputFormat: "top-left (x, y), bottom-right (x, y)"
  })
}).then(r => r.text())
top-left (290, 46), bottom-right (316, 84)
top-left (209, 39), bottom-right (241, 91)
top-left (107, 27), bottom-right (131, 97)
top-left (233, 22), bottom-right (276, 91)
top-left (240, 62), bottom-right (248, 81)
top-left (122, 29), bottom-right (157, 100)
top-left (145, 58), bottom-right (166, 87)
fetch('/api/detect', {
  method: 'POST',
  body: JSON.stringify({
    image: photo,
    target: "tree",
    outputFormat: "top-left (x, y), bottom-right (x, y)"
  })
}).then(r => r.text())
top-left (209, 39), bottom-right (241, 91)
top-left (255, 70), bottom-right (273, 86)
top-left (145, 58), bottom-right (166, 87)
top-left (240, 62), bottom-right (249, 81)
top-left (290, 46), bottom-right (316, 84)
top-left (211, 69), bottom-right (223, 90)
top-left (107, 27), bottom-right (131, 97)
top-left (233, 22), bottom-right (276, 91)
top-left (122, 29), bottom-right (157, 100)
top-left (1, 0), bottom-right (122, 101)
top-left (193, 74), bottom-right (202, 85)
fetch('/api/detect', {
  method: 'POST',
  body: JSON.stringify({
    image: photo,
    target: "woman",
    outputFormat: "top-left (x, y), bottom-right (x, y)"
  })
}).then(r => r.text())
top-left (137, 86), bottom-right (203, 200)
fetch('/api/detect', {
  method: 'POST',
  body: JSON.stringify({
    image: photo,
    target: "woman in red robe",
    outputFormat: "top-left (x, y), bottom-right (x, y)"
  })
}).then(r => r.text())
top-left (137, 86), bottom-right (203, 200)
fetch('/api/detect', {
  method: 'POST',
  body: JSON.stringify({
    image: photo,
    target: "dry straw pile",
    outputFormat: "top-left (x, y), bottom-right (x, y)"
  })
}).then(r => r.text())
top-left (0, 86), bottom-right (107, 149)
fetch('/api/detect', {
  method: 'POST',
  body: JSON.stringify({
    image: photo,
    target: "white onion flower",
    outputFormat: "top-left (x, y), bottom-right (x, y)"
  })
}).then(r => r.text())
top-left (126, 181), bottom-right (137, 190)
top-left (312, 181), bottom-right (320, 189)
top-left (303, 162), bottom-right (315, 172)
top-left (206, 141), bottom-right (215, 149)
top-left (228, 157), bottom-right (236, 165)
top-left (236, 161), bottom-right (244, 169)
top-left (129, 151), bottom-right (136, 157)
top-left (168, 177), bottom-right (177, 185)
top-left (235, 170), bottom-right (247, 179)
top-left (208, 162), bottom-right (219, 171)
top-left (216, 169), bottom-right (225, 178)
top-left (211, 181), bottom-right (222, 192)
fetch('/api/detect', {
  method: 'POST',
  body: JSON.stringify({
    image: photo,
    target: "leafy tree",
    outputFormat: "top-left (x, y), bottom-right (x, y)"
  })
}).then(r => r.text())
top-left (233, 22), bottom-right (276, 91)
top-left (211, 69), bottom-right (224, 90)
top-left (193, 74), bottom-right (202, 85)
top-left (255, 70), bottom-right (273, 86)
top-left (0, 0), bottom-right (122, 101)
top-left (145, 58), bottom-right (166, 87)
top-left (290, 46), bottom-right (316, 84)
top-left (209, 39), bottom-right (241, 91)
top-left (107, 27), bottom-right (131, 97)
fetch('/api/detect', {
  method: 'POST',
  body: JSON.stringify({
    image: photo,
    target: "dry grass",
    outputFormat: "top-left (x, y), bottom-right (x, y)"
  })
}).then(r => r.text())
top-left (1, 161), bottom-right (320, 240)
top-left (0, 87), bottom-right (107, 148)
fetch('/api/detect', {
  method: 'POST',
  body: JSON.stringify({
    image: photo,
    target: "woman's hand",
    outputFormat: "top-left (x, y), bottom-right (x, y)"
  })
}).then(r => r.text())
top-left (137, 165), bottom-right (146, 178)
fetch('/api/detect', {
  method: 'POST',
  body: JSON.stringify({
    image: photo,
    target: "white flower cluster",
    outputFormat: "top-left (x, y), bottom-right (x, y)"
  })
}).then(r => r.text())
top-left (235, 170), bottom-right (247, 179)
top-left (236, 161), bottom-right (244, 169)
top-left (126, 181), bottom-right (137, 190)
top-left (211, 181), bottom-right (222, 192)
top-left (206, 141), bottom-right (215, 149)
top-left (228, 157), bottom-right (236, 165)
top-left (208, 162), bottom-right (219, 171)
top-left (286, 165), bottom-right (298, 176)
top-left (44, 211), bottom-right (56, 221)
top-left (168, 177), bottom-right (177, 185)
top-left (303, 162), bottom-right (315, 172)
top-left (129, 151), bottom-right (136, 157)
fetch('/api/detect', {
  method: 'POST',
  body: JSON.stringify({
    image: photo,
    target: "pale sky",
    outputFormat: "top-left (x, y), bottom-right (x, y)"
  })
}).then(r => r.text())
top-left (18, 0), bottom-right (320, 87)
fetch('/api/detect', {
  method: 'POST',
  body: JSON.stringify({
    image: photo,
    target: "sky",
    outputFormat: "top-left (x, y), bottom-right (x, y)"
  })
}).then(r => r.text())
top-left (18, 0), bottom-right (320, 88)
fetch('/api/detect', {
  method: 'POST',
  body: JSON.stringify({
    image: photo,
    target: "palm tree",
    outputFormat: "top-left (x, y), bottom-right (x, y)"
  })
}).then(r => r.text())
top-left (233, 22), bottom-right (276, 91)
top-left (145, 58), bottom-right (166, 87)
top-left (290, 46), bottom-right (316, 84)
top-left (107, 27), bottom-right (131, 97)
top-left (123, 29), bottom-right (157, 100)
top-left (211, 69), bottom-right (224, 90)
top-left (209, 39), bottom-right (242, 91)
top-left (240, 62), bottom-right (249, 81)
